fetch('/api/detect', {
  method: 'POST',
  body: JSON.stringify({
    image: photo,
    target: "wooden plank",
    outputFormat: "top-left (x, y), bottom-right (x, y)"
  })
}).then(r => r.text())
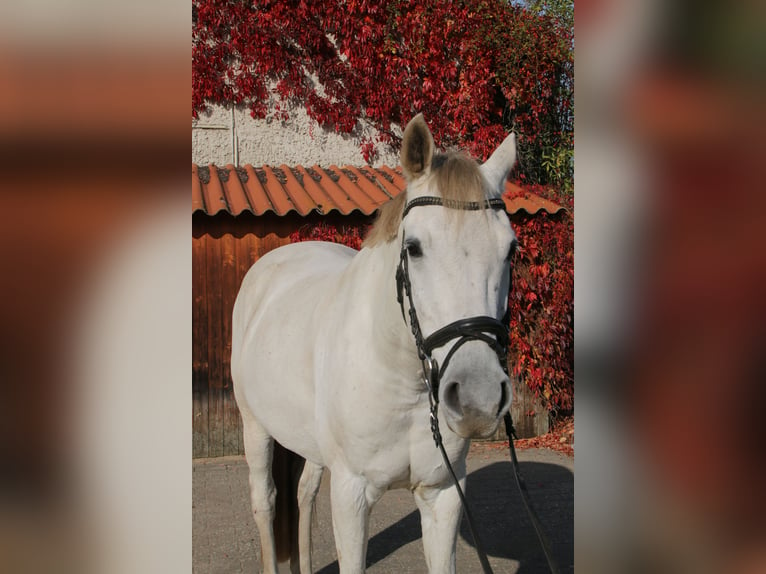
top-left (192, 390), bottom-right (208, 458)
top-left (257, 218), bottom-right (281, 256)
top-left (208, 387), bottom-right (224, 457)
top-left (205, 234), bottom-right (224, 457)
top-left (230, 229), bottom-right (260, 457)
top-left (223, 389), bottom-right (241, 456)
top-left (192, 234), bottom-right (209, 457)
top-left (486, 377), bottom-right (548, 441)
top-left (535, 399), bottom-right (550, 436)
top-left (275, 218), bottom-right (295, 250)
top-left (512, 378), bottom-right (531, 438)
top-left (206, 234), bottom-right (223, 390)
top-left (253, 232), bottom-right (265, 266)
top-left (237, 413), bottom-right (245, 455)
top-left (220, 232), bottom-right (236, 387)
top-left (221, 232), bottom-right (239, 456)
top-left (510, 378), bottom-right (549, 439)
top-left (237, 230), bottom-right (256, 285)
top-left (231, 233), bottom-right (255, 456)
top-left (192, 235), bottom-right (209, 393)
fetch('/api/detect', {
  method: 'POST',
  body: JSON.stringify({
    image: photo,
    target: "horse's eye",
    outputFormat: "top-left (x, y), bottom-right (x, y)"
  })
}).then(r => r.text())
top-left (406, 240), bottom-right (423, 258)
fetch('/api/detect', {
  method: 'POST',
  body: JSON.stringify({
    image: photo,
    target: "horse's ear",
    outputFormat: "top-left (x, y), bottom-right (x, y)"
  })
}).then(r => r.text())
top-left (400, 113), bottom-right (434, 181)
top-left (480, 133), bottom-right (517, 193)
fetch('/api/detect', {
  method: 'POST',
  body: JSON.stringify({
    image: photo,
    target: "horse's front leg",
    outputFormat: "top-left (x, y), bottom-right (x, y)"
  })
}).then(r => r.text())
top-left (329, 466), bottom-right (383, 574)
top-left (414, 480), bottom-right (465, 574)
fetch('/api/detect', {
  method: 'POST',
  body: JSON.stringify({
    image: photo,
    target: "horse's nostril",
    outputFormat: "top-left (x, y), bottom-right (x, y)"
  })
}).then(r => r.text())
top-left (443, 381), bottom-right (462, 416)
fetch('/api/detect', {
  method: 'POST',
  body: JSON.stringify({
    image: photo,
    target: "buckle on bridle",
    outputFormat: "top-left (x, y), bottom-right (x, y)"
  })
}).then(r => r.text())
top-left (421, 355), bottom-right (439, 401)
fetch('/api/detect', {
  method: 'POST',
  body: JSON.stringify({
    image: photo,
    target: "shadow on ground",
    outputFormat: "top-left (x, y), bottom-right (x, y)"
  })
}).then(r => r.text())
top-left (316, 461), bottom-right (573, 574)
top-left (460, 461), bottom-right (574, 573)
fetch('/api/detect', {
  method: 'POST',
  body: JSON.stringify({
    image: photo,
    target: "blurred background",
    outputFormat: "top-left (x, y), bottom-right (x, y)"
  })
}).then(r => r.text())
top-left (576, 0), bottom-right (766, 572)
top-left (0, 0), bottom-right (763, 572)
top-left (0, 0), bottom-right (190, 572)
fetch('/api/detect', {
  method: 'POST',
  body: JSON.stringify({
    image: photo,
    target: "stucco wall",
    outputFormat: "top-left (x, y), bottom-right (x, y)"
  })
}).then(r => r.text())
top-left (192, 104), bottom-right (400, 168)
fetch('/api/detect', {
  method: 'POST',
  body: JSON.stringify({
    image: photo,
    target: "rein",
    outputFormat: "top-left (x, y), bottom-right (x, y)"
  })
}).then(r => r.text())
top-left (396, 196), bottom-right (560, 574)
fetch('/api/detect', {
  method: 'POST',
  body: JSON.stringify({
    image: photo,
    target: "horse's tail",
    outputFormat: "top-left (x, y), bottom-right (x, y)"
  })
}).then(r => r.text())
top-left (272, 441), bottom-right (305, 564)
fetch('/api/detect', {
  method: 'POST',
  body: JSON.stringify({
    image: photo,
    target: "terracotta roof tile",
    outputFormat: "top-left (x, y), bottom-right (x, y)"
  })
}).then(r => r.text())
top-left (205, 165), bottom-right (229, 213)
top-left (221, 164), bottom-right (250, 215)
top-left (191, 164), bottom-right (205, 212)
top-left (331, 165), bottom-right (380, 214)
top-left (261, 166), bottom-right (292, 215)
top-left (279, 164), bottom-right (316, 215)
top-left (309, 166), bottom-right (359, 214)
top-left (241, 166), bottom-right (271, 214)
top-left (192, 163), bottom-right (565, 217)
top-left (293, 166), bottom-right (334, 214)
top-left (361, 166), bottom-right (402, 198)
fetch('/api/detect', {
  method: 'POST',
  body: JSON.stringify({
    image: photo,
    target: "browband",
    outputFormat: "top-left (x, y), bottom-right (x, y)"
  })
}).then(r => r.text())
top-left (402, 196), bottom-right (507, 220)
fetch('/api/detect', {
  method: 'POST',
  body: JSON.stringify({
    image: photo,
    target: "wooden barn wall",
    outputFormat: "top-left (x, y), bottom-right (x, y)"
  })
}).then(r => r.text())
top-left (193, 211), bottom-right (550, 458)
top-left (490, 378), bottom-right (550, 440)
top-left (192, 211), bottom-right (370, 458)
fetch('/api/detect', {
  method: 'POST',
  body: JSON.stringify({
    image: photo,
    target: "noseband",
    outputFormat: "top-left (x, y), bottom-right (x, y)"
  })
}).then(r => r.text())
top-left (395, 196), bottom-right (511, 405)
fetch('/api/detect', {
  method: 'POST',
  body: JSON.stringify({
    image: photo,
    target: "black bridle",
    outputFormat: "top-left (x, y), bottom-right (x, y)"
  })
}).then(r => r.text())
top-left (395, 195), bottom-right (560, 574)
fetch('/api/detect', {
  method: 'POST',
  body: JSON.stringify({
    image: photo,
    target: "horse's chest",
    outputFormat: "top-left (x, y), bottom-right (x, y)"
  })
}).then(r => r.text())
top-left (320, 387), bottom-right (462, 490)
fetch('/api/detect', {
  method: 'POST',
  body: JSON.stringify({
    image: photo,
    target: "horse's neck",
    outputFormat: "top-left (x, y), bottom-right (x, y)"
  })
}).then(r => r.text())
top-left (346, 239), bottom-right (421, 377)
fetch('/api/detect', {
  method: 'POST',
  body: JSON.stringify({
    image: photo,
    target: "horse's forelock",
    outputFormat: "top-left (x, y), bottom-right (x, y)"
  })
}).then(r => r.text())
top-left (362, 152), bottom-right (489, 248)
top-left (431, 152), bottom-right (489, 205)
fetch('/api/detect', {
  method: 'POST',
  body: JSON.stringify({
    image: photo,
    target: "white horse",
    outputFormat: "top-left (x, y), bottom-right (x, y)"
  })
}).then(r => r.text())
top-left (231, 114), bottom-right (518, 574)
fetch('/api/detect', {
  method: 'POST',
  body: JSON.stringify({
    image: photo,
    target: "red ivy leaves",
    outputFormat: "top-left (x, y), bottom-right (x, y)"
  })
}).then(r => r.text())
top-left (511, 415), bottom-right (574, 455)
top-left (289, 221), bottom-right (367, 251)
top-left (505, 184), bottom-right (573, 413)
top-left (192, 0), bottom-right (572, 173)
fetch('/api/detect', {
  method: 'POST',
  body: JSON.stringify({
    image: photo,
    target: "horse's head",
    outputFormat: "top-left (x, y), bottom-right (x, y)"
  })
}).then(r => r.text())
top-left (396, 114), bottom-right (518, 439)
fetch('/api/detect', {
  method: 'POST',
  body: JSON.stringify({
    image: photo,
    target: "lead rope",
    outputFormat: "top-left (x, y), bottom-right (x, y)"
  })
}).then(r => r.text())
top-left (502, 413), bottom-right (561, 574)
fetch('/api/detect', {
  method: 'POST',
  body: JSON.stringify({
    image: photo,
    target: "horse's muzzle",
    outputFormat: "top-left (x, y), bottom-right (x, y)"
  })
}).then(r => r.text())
top-left (440, 370), bottom-right (511, 439)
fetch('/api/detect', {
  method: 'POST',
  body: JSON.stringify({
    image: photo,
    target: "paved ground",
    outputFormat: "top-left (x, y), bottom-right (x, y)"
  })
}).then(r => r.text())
top-left (193, 443), bottom-right (573, 573)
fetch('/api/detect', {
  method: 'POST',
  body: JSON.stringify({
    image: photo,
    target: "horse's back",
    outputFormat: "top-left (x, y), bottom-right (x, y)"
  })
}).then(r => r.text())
top-left (231, 241), bottom-right (357, 460)
top-left (233, 241), bottom-right (355, 346)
